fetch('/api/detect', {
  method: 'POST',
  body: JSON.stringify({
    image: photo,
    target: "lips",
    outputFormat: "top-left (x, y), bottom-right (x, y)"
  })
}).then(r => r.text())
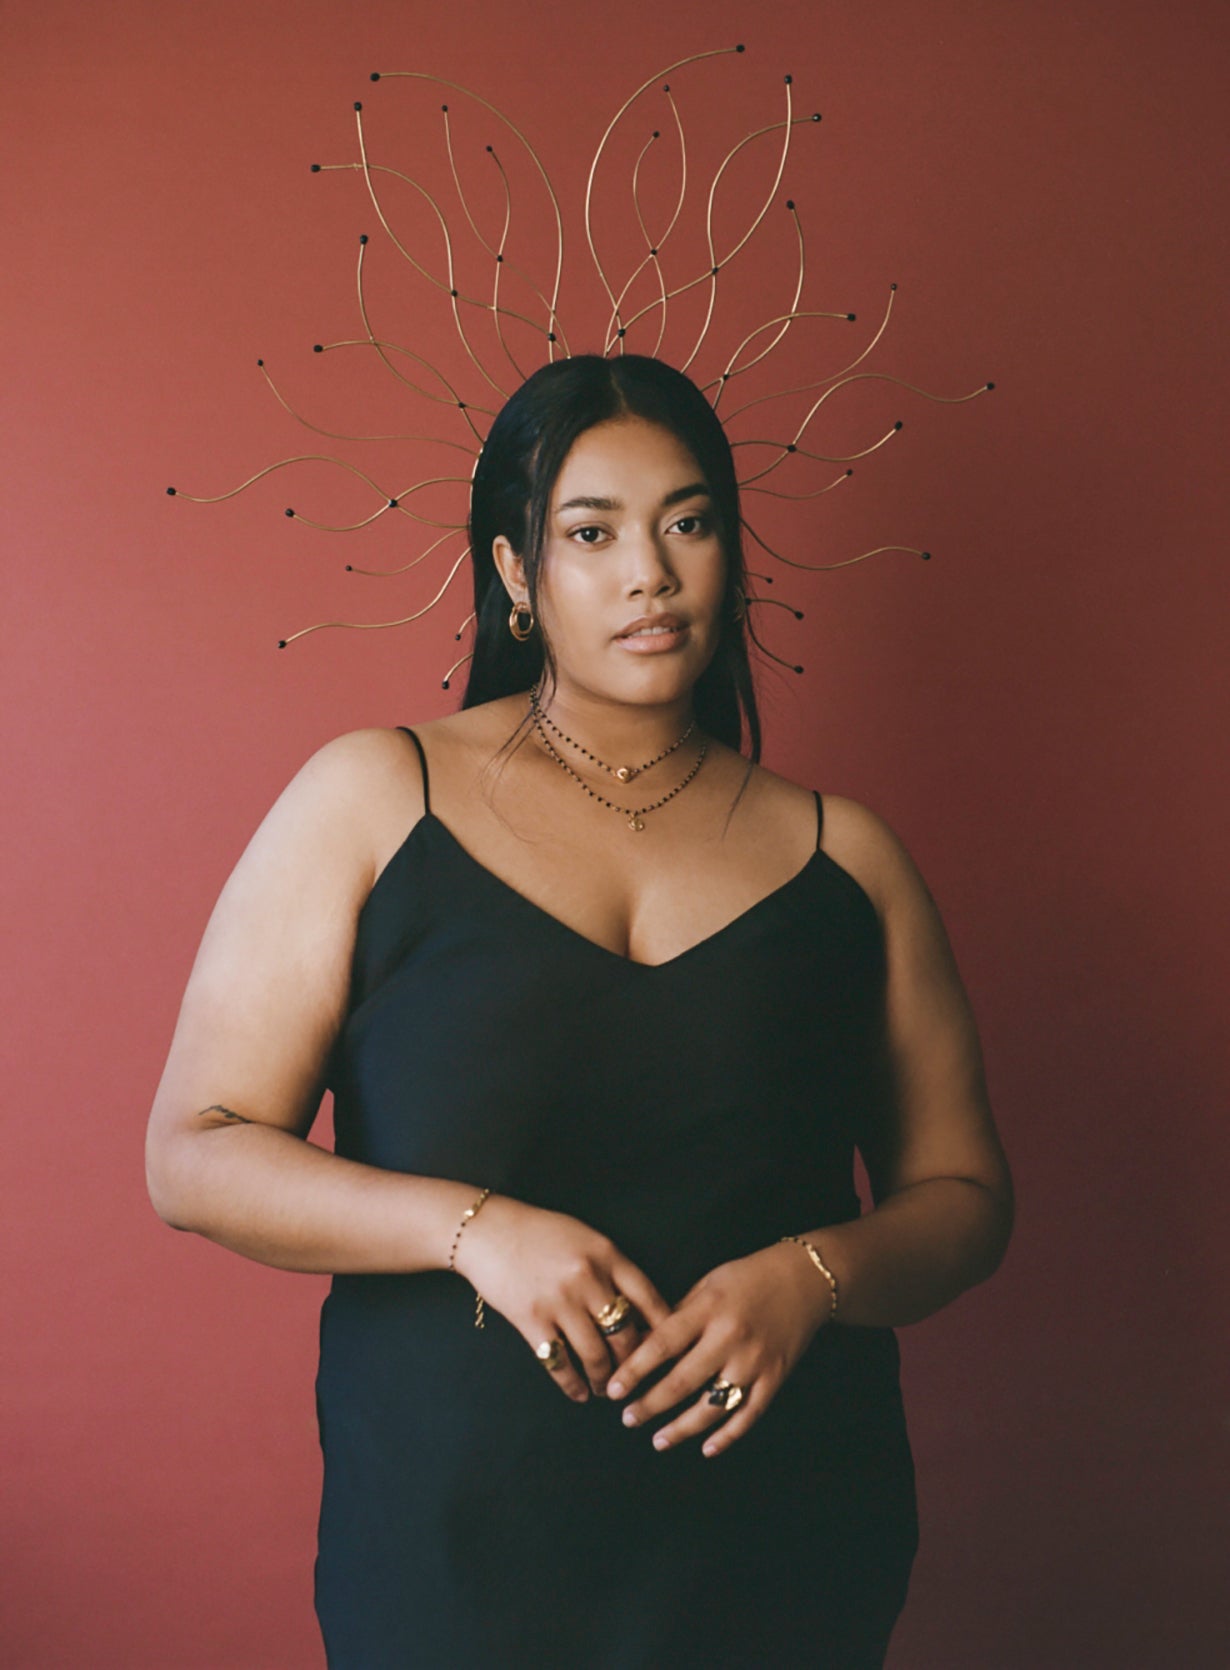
top-left (616, 613), bottom-right (687, 639)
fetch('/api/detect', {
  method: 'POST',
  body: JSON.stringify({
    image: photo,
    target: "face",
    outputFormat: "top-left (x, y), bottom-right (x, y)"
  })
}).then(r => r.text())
top-left (494, 415), bottom-right (728, 709)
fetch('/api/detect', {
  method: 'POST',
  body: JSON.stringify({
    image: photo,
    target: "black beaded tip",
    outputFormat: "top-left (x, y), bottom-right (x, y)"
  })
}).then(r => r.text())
top-left (370, 72), bottom-right (380, 82)
top-left (313, 343), bottom-right (323, 353)
top-left (650, 247), bottom-right (659, 256)
top-left (811, 113), bottom-right (821, 122)
top-left (354, 101), bottom-right (363, 112)
top-left (652, 129), bottom-right (660, 139)
top-left (485, 144), bottom-right (493, 153)
top-left (388, 498), bottom-right (399, 509)
top-left (663, 83), bottom-right (671, 93)
top-left (617, 327), bottom-right (626, 337)
top-left (285, 508), bottom-right (295, 517)
top-left (893, 420), bottom-right (904, 430)
top-left (986, 381), bottom-right (996, 390)
top-left (257, 357), bottom-right (264, 366)
top-left (310, 163), bottom-right (321, 172)
top-left (786, 443), bottom-right (797, 453)
top-left (496, 253), bottom-right (503, 263)
top-left (890, 282), bottom-right (898, 291)
top-left (786, 199), bottom-right (795, 211)
top-left (736, 43), bottom-right (745, 52)
top-left (846, 468), bottom-right (854, 476)
top-left (784, 74), bottom-right (792, 84)
top-left (847, 312), bottom-right (856, 321)
top-left (547, 333), bottom-right (556, 342)
top-left (450, 288), bottom-right (459, 298)
top-left (359, 233), bottom-right (368, 244)
top-left (711, 265), bottom-right (720, 275)
top-left (166, 486), bottom-right (176, 495)
top-left (344, 564), bottom-right (353, 572)
top-left (277, 639), bottom-right (287, 648)
top-left (921, 551), bottom-right (932, 561)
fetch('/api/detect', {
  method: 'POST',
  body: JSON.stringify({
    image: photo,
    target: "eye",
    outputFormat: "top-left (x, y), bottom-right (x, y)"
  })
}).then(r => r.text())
top-left (569, 524), bottom-right (607, 546)
top-left (671, 512), bottom-right (711, 536)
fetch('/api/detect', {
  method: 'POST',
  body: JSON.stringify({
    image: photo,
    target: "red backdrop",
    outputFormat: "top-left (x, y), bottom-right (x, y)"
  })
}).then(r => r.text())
top-left (3, 2), bottom-right (1226, 1665)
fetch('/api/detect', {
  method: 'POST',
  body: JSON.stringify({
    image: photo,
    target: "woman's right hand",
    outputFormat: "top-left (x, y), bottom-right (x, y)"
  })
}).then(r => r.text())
top-left (452, 1194), bottom-right (673, 1402)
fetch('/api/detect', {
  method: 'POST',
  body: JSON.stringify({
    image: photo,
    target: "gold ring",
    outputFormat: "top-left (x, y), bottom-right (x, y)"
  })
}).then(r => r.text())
top-left (706, 1377), bottom-right (745, 1413)
top-left (595, 1294), bottom-right (633, 1335)
top-left (535, 1338), bottom-right (567, 1373)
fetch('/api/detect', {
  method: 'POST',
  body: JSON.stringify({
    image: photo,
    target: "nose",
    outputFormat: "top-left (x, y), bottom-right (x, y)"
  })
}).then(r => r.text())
top-left (623, 527), bottom-right (678, 599)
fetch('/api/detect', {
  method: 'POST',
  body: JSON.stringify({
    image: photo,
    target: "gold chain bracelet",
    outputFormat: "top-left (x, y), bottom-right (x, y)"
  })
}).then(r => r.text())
top-left (780, 1234), bottom-right (839, 1323)
top-left (448, 1187), bottom-right (492, 1328)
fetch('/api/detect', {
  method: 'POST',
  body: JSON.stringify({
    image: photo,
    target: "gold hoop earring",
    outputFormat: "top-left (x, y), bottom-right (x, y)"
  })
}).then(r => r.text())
top-left (508, 598), bottom-right (535, 642)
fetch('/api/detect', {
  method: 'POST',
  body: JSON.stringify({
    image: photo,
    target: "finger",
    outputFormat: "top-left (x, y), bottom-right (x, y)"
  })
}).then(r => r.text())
top-left (606, 1312), bottom-right (697, 1401)
top-left (621, 1340), bottom-right (724, 1427)
top-left (609, 1257), bottom-right (673, 1331)
top-left (529, 1326), bottom-right (589, 1403)
top-left (602, 1313), bottom-right (644, 1372)
top-left (648, 1382), bottom-right (736, 1451)
top-left (699, 1378), bottom-right (772, 1458)
top-left (561, 1302), bottom-right (619, 1397)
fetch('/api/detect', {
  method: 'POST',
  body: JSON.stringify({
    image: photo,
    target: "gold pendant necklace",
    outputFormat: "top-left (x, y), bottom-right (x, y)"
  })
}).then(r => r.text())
top-left (531, 715), bottom-right (708, 831)
top-left (528, 681), bottom-right (696, 783)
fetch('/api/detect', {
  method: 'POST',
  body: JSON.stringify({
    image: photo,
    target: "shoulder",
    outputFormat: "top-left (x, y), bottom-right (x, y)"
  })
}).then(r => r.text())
top-left (817, 793), bottom-right (941, 927)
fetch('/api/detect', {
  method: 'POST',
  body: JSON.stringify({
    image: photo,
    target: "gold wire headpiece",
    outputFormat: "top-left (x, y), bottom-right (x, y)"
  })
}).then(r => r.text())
top-left (167, 45), bottom-right (993, 687)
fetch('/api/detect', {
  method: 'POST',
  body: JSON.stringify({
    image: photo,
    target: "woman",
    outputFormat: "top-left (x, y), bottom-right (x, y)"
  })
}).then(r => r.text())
top-left (146, 353), bottom-right (1013, 1668)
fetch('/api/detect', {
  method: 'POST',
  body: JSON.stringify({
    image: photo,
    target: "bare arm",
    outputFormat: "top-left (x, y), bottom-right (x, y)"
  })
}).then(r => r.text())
top-left (782, 794), bottom-right (1014, 1328)
top-left (144, 728), bottom-right (481, 1274)
top-left (144, 728), bottom-right (673, 1402)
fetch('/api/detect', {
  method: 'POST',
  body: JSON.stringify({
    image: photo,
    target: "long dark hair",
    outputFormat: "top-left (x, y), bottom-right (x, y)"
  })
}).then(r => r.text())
top-left (459, 354), bottom-right (762, 762)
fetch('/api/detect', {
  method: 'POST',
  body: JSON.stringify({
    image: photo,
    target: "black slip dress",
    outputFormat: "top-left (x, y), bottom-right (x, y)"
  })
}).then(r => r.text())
top-left (314, 726), bottom-right (918, 1669)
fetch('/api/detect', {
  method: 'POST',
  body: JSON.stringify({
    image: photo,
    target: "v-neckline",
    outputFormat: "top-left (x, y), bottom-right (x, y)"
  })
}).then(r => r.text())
top-left (412, 809), bottom-right (830, 973)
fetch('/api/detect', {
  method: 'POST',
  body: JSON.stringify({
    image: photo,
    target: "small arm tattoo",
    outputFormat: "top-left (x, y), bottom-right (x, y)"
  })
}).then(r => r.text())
top-left (196, 1104), bottom-right (253, 1124)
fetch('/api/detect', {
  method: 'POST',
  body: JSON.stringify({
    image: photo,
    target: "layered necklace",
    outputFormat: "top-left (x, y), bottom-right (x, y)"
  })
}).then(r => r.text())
top-left (526, 680), bottom-right (708, 833)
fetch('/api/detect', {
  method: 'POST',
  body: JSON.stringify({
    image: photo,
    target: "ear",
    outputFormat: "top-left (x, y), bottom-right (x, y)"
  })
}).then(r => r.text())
top-left (491, 534), bottom-right (527, 602)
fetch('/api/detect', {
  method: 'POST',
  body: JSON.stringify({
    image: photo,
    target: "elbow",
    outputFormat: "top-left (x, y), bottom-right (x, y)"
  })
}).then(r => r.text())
top-left (144, 1135), bottom-right (201, 1233)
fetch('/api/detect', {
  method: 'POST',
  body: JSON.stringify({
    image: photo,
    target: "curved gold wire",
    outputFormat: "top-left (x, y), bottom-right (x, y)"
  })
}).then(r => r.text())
top-left (737, 416), bottom-right (903, 479)
top-left (744, 614), bottom-right (803, 674)
top-left (255, 359), bottom-right (479, 453)
top-left (612, 110), bottom-right (820, 352)
top-left (439, 107), bottom-right (570, 370)
top-left (351, 110), bottom-right (511, 400)
top-left (735, 371), bottom-right (991, 483)
top-left (741, 467), bottom-right (853, 500)
top-left (721, 284), bottom-right (900, 422)
top-left (278, 543), bottom-right (472, 646)
top-left (288, 474), bottom-right (471, 533)
top-left (370, 70), bottom-right (566, 356)
top-left (602, 85), bottom-right (689, 356)
top-left (742, 515), bottom-right (931, 572)
top-left (679, 77), bottom-right (796, 373)
top-left (346, 525), bottom-right (469, 578)
top-left (706, 200), bottom-right (807, 406)
top-left (168, 454), bottom-right (401, 506)
top-left (584, 45), bottom-right (746, 338)
top-left (441, 649), bottom-right (475, 689)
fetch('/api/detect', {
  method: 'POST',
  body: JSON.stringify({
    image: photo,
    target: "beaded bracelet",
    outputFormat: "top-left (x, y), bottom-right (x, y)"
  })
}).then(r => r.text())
top-left (779, 1234), bottom-right (839, 1323)
top-left (448, 1187), bottom-right (492, 1329)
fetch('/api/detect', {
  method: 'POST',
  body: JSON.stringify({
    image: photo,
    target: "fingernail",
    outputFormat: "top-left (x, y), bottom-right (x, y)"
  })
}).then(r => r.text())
top-left (622, 1408), bottom-right (638, 1427)
top-left (652, 1433), bottom-right (670, 1450)
top-left (608, 1381), bottom-right (625, 1398)
top-left (702, 1441), bottom-right (717, 1456)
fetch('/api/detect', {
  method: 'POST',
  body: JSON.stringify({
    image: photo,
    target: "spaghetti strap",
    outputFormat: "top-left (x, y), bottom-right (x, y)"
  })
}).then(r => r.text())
top-left (396, 726), bottom-right (431, 816)
top-left (813, 788), bottom-right (824, 850)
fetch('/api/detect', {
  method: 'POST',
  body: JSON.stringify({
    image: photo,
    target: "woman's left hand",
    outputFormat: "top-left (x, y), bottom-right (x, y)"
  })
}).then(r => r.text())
top-left (605, 1239), bottom-right (836, 1457)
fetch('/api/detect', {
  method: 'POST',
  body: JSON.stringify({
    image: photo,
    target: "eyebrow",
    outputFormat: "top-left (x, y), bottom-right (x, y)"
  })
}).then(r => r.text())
top-left (555, 482), bottom-right (712, 515)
